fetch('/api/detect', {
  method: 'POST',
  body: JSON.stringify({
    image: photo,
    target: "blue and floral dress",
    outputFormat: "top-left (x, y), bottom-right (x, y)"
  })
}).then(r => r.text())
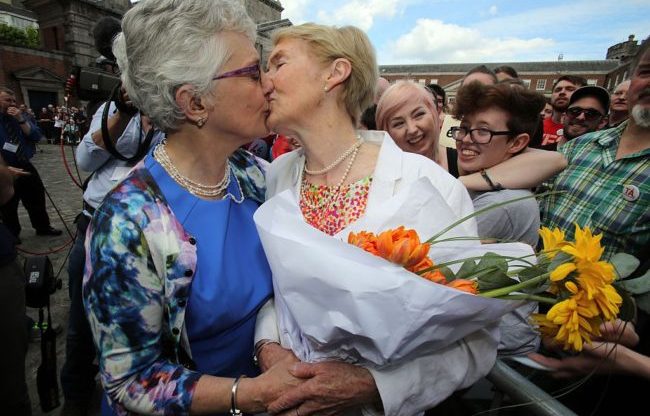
top-left (83, 149), bottom-right (271, 416)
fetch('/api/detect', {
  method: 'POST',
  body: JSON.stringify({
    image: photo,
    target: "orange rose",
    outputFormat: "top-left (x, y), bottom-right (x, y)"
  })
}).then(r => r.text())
top-left (447, 279), bottom-right (478, 294)
top-left (376, 227), bottom-right (430, 269)
top-left (348, 231), bottom-right (379, 256)
top-left (422, 270), bottom-right (447, 284)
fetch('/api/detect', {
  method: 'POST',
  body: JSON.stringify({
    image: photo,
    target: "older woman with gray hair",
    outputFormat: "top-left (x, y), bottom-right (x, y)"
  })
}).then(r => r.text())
top-left (82, 0), bottom-right (300, 414)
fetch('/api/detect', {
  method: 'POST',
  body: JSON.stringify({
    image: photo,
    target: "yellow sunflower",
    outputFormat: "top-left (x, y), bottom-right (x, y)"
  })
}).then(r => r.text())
top-left (539, 227), bottom-right (569, 259)
top-left (546, 291), bottom-right (600, 351)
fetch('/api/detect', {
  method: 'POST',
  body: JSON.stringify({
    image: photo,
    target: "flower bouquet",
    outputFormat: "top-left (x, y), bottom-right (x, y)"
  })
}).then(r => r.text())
top-left (254, 178), bottom-right (533, 368)
top-left (254, 175), bottom-right (640, 368)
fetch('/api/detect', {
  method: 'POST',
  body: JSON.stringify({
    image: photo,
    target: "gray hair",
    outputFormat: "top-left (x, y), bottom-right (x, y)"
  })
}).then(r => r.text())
top-left (113, 0), bottom-right (257, 131)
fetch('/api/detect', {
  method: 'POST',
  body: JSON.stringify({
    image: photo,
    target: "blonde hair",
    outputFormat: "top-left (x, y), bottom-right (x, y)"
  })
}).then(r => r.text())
top-left (272, 23), bottom-right (378, 125)
top-left (375, 81), bottom-right (438, 131)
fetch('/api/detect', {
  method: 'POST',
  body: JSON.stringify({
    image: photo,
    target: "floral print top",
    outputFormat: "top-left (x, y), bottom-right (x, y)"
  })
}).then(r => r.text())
top-left (82, 149), bottom-right (266, 416)
top-left (300, 176), bottom-right (372, 236)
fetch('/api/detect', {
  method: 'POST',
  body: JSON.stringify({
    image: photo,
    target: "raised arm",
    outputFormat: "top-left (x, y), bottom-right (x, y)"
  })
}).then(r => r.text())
top-left (460, 148), bottom-right (567, 191)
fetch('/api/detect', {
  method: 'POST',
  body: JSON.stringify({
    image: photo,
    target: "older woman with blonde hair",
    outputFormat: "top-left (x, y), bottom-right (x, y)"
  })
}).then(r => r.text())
top-left (82, 1), bottom-right (303, 414)
top-left (376, 80), bottom-right (566, 188)
top-left (255, 23), bottom-right (495, 416)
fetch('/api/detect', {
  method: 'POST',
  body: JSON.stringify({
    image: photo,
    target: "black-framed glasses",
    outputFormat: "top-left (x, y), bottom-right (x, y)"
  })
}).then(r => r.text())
top-left (565, 107), bottom-right (604, 121)
top-left (448, 126), bottom-right (513, 144)
top-left (213, 63), bottom-right (261, 82)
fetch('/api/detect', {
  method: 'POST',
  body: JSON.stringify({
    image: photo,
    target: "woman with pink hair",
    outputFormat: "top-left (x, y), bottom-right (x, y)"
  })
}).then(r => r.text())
top-left (375, 81), bottom-right (566, 189)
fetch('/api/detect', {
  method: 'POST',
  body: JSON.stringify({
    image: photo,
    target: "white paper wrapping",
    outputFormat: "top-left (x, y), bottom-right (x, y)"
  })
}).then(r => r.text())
top-left (254, 178), bottom-right (534, 368)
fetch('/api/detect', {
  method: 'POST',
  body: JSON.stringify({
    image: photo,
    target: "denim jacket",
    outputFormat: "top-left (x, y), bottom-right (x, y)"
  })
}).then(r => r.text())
top-left (83, 149), bottom-right (266, 415)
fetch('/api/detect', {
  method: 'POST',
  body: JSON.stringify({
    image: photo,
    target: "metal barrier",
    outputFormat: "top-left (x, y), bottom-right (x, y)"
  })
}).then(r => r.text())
top-left (485, 359), bottom-right (577, 416)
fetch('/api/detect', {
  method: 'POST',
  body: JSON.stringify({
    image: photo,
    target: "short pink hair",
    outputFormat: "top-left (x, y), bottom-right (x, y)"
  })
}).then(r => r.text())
top-left (375, 81), bottom-right (438, 131)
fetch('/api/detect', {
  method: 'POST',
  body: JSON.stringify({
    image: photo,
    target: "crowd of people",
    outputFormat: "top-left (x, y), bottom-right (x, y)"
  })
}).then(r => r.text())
top-left (1, 0), bottom-right (648, 415)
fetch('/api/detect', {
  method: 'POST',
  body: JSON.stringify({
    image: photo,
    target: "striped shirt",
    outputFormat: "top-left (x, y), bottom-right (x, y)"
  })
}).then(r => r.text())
top-left (540, 121), bottom-right (650, 260)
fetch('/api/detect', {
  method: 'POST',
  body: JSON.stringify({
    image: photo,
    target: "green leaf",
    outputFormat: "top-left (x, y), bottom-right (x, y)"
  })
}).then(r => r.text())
top-left (635, 292), bottom-right (650, 316)
top-left (477, 271), bottom-right (518, 292)
top-left (610, 253), bottom-right (641, 280)
top-left (455, 259), bottom-right (478, 280)
top-left (477, 252), bottom-right (509, 274)
top-left (548, 252), bottom-right (572, 273)
top-left (616, 269), bottom-right (650, 295)
top-left (617, 289), bottom-right (637, 322)
top-left (518, 264), bottom-right (546, 282)
top-left (516, 265), bottom-right (551, 294)
top-left (438, 265), bottom-right (456, 282)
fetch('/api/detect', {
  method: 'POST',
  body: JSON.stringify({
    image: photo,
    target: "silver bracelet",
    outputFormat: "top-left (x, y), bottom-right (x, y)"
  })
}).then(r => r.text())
top-left (229, 375), bottom-right (246, 415)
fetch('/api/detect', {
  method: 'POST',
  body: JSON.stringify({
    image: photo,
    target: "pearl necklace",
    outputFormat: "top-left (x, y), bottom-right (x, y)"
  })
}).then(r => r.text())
top-left (153, 140), bottom-right (231, 198)
top-left (304, 136), bottom-right (363, 175)
top-left (300, 141), bottom-right (362, 211)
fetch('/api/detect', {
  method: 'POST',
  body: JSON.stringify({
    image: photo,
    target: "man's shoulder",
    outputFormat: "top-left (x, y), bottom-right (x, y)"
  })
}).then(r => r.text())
top-left (558, 125), bottom-right (621, 157)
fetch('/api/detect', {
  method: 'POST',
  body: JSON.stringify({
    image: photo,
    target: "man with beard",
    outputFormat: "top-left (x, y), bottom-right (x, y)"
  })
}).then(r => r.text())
top-left (532, 39), bottom-right (650, 416)
top-left (558, 85), bottom-right (610, 146)
top-left (540, 40), bottom-right (649, 261)
top-left (540, 75), bottom-right (586, 150)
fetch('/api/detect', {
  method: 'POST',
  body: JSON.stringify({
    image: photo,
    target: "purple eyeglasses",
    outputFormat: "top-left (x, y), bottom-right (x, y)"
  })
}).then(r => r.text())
top-left (213, 64), bottom-right (261, 81)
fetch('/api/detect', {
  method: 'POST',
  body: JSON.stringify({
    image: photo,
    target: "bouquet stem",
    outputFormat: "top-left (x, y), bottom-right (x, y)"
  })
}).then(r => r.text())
top-left (493, 294), bottom-right (557, 305)
top-left (480, 272), bottom-right (550, 298)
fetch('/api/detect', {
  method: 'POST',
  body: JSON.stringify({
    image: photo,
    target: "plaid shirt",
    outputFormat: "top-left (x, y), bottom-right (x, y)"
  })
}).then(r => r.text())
top-left (540, 121), bottom-right (649, 260)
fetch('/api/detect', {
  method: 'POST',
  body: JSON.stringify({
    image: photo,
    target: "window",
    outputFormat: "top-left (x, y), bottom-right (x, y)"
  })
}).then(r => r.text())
top-left (536, 79), bottom-right (546, 90)
top-left (608, 78), bottom-right (612, 89)
top-left (587, 79), bottom-right (598, 86)
top-left (614, 75), bottom-right (620, 86)
top-left (429, 79), bottom-right (438, 85)
top-left (522, 79), bottom-right (531, 89)
top-left (623, 71), bottom-right (628, 80)
top-left (418, 79), bottom-right (426, 85)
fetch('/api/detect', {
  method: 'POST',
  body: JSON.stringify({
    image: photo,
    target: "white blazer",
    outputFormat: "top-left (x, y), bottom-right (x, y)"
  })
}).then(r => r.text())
top-left (257, 130), bottom-right (496, 415)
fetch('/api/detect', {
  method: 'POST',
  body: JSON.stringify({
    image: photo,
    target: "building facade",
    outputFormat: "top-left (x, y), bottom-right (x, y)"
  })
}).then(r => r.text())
top-left (1, 0), bottom-right (291, 110)
top-left (380, 35), bottom-right (643, 104)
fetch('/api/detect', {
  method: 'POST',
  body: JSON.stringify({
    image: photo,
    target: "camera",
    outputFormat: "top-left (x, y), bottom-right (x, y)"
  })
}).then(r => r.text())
top-left (67, 16), bottom-right (123, 104)
top-left (24, 256), bottom-right (62, 309)
top-left (73, 59), bottom-right (121, 102)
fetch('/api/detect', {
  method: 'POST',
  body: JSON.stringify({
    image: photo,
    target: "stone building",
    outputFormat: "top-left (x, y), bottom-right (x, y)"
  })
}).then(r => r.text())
top-left (380, 60), bottom-right (620, 104)
top-left (1, 0), bottom-right (291, 110)
top-left (380, 35), bottom-right (644, 104)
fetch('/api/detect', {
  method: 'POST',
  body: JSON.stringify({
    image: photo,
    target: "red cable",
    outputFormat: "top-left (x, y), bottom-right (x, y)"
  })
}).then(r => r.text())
top-left (60, 137), bottom-right (83, 189)
top-left (17, 235), bottom-right (75, 256)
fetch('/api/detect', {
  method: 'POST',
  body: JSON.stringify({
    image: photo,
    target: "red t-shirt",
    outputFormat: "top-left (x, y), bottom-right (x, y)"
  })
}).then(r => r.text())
top-left (540, 118), bottom-right (564, 150)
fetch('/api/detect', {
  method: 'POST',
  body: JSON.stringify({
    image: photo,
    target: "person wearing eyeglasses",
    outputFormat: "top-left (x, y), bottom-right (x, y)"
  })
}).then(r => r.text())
top-left (375, 81), bottom-right (567, 192)
top-left (540, 75), bottom-right (587, 150)
top-left (539, 38), bottom-right (649, 262)
top-left (558, 85), bottom-right (610, 146)
top-left (82, 1), bottom-right (305, 415)
top-left (450, 81), bottom-right (546, 361)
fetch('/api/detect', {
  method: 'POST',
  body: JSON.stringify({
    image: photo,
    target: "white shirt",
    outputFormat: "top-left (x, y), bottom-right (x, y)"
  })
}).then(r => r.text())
top-left (257, 130), bottom-right (496, 415)
top-left (76, 102), bottom-right (163, 210)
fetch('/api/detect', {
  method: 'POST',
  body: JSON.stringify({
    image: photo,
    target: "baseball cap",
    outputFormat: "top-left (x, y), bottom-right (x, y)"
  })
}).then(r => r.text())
top-left (568, 86), bottom-right (611, 114)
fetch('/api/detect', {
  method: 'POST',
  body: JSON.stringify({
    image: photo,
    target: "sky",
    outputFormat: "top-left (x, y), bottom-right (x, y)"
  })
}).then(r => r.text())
top-left (279, 0), bottom-right (650, 65)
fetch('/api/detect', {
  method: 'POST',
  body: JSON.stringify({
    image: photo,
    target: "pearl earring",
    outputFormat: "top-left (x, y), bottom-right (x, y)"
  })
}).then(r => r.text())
top-left (197, 117), bottom-right (206, 128)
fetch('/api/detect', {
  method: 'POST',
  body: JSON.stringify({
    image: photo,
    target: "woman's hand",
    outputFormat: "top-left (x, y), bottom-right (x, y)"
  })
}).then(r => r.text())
top-left (268, 361), bottom-right (381, 416)
top-left (597, 319), bottom-right (639, 347)
top-left (242, 350), bottom-right (302, 412)
top-left (528, 342), bottom-right (646, 379)
top-left (257, 342), bottom-right (295, 372)
top-left (528, 320), bottom-right (648, 380)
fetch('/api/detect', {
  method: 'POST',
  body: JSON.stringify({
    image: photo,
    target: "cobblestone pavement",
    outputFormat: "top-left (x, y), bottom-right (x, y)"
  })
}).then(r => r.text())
top-left (16, 143), bottom-right (102, 416)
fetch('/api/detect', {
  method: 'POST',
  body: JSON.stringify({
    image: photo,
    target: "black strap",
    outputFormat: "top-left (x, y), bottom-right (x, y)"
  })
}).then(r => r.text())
top-left (100, 83), bottom-right (155, 163)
